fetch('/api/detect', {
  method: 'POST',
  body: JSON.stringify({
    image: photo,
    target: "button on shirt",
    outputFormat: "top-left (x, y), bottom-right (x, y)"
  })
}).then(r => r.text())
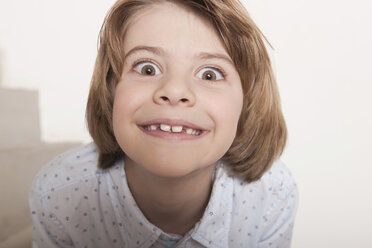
top-left (29, 143), bottom-right (298, 248)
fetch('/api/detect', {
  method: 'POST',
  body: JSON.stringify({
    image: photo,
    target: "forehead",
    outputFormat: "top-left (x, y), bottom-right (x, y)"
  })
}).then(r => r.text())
top-left (123, 2), bottom-right (229, 58)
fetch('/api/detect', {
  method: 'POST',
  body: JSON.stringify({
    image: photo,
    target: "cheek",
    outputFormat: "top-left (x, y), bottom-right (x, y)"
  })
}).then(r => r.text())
top-left (113, 81), bottom-right (150, 119)
top-left (112, 83), bottom-right (141, 138)
top-left (207, 84), bottom-right (243, 123)
top-left (201, 87), bottom-right (243, 152)
top-left (114, 83), bottom-right (135, 113)
top-left (113, 87), bottom-right (128, 128)
top-left (218, 90), bottom-right (243, 136)
top-left (217, 98), bottom-right (243, 139)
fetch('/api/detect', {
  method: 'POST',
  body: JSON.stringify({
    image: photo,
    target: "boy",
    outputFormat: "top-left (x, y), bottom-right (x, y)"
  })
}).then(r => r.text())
top-left (30, 0), bottom-right (298, 247)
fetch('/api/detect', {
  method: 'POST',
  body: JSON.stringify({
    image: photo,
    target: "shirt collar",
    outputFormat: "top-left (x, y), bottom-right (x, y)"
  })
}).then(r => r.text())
top-left (190, 161), bottom-right (233, 248)
top-left (107, 160), bottom-right (161, 248)
top-left (110, 160), bottom-right (233, 248)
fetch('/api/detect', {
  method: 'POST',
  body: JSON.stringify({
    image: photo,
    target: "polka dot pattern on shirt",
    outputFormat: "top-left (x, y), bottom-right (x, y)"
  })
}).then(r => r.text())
top-left (29, 143), bottom-right (298, 248)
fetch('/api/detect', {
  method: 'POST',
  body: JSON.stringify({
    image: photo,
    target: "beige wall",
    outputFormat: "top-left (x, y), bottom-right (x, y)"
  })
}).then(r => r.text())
top-left (0, 88), bottom-right (41, 150)
top-left (0, 86), bottom-right (81, 247)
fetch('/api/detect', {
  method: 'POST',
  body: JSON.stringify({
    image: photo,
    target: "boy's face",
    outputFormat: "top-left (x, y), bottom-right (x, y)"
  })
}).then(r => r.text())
top-left (113, 2), bottom-right (243, 178)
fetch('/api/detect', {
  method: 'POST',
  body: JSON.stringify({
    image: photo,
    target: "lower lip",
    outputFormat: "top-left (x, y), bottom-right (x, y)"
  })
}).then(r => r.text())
top-left (138, 126), bottom-right (208, 141)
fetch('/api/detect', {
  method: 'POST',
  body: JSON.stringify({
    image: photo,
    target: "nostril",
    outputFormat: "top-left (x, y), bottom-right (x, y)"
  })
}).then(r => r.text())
top-left (158, 96), bottom-right (190, 104)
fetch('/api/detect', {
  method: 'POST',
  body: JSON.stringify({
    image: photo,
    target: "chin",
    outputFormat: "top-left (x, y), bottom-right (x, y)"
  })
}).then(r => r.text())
top-left (142, 157), bottom-right (202, 179)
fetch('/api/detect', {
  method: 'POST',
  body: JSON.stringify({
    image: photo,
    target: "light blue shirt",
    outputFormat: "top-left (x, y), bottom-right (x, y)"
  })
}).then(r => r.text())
top-left (29, 143), bottom-right (298, 248)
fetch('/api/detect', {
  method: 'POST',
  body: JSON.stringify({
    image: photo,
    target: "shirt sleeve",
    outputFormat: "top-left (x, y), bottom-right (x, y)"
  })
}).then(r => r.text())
top-left (29, 175), bottom-right (73, 248)
top-left (258, 178), bottom-right (299, 248)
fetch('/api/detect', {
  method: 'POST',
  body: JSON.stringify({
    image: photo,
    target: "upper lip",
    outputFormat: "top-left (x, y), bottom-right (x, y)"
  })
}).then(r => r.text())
top-left (138, 118), bottom-right (207, 131)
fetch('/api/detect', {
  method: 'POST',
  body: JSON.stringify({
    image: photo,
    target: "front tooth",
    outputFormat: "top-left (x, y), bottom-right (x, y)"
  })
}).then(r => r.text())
top-left (150, 125), bottom-right (157, 130)
top-left (186, 129), bottom-right (193, 134)
top-left (171, 126), bottom-right (183, 133)
top-left (160, 124), bottom-right (171, 132)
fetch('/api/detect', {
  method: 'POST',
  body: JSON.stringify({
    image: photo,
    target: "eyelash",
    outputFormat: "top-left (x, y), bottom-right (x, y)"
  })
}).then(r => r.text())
top-left (131, 59), bottom-right (227, 80)
top-left (204, 66), bottom-right (226, 78)
top-left (132, 58), bottom-right (159, 71)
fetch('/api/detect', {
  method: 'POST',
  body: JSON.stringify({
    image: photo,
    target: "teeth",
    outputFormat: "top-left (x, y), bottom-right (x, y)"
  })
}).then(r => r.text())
top-left (160, 124), bottom-right (171, 132)
top-left (171, 126), bottom-right (183, 133)
top-left (186, 129), bottom-right (193, 134)
top-left (145, 124), bottom-right (202, 135)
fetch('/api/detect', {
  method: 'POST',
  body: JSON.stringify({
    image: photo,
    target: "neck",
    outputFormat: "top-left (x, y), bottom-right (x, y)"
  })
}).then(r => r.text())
top-left (124, 157), bottom-right (216, 236)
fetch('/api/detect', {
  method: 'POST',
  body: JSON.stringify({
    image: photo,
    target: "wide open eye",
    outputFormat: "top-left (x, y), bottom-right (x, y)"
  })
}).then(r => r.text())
top-left (134, 61), bottom-right (161, 76)
top-left (196, 67), bottom-right (224, 81)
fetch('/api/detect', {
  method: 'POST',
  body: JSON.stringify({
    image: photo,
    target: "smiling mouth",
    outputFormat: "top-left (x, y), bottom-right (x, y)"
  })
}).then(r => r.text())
top-left (140, 123), bottom-right (204, 136)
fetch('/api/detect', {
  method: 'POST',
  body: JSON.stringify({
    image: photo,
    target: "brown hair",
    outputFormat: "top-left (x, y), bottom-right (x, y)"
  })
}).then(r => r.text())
top-left (86, 0), bottom-right (287, 183)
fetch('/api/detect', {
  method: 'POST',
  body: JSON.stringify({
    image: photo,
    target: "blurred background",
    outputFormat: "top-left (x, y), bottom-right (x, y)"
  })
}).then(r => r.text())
top-left (0, 0), bottom-right (371, 247)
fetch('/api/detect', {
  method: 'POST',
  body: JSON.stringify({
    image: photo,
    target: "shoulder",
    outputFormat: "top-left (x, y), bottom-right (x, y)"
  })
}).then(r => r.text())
top-left (233, 160), bottom-right (297, 201)
top-left (227, 161), bottom-right (298, 245)
top-left (30, 142), bottom-right (101, 197)
top-left (221, 160), bottom-right (298, 245)
top-left (261, 160), bottom-right (297, 199)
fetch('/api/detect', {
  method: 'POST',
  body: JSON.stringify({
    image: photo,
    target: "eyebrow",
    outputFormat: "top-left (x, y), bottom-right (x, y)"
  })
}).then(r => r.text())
top-left (124, 45), bottom-right (234, 66)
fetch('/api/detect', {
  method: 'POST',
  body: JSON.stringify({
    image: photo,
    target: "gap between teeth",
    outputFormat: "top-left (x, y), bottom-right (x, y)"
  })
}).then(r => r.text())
top-left (144, 124), bottom-right (201, 135)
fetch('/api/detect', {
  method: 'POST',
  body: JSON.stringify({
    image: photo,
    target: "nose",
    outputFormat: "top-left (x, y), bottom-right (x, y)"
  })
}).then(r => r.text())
top-left (153, 76), bottom-right (196, 107)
